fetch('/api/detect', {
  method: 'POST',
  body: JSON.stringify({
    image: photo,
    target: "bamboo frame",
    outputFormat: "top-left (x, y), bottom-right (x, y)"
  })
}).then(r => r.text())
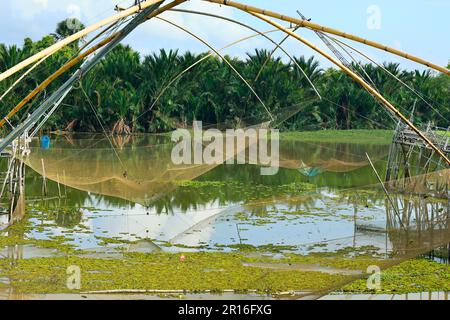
top-left (0, 0), bottom-right (164, 82)
top-left (1, 0), bottom-right (447, 165)
top-left (0, 0), bottom-right (187, 130)
top-left (0, 35), bottom-right (115, 129)
top-left (205, 0), bottom-right (450, 76)
top-left (250, 12), bottom-right (450, 166)
top-left (157, 16), bottom-right (273, 120)
top-left (167, 9), bottom-right (320, 97)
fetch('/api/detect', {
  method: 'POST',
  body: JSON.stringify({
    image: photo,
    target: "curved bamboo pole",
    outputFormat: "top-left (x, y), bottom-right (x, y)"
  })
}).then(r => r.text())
top-left (168, 9), bottom-right (321, 97)
top-left (254, 25), bottom-right (300, 83)
top-left (0, 0), bottom-right (187, 130)
top-left (250, 12), bottom-right (450, 166)
top-left (136, 18), bottom-right (313, 123)
top-left (0, 55), bottom-right (50, 102)
top-left (327, 35), bottom-right (447, 119)
top-left (0, 0), bottom-right (164, 83)
top-left (205, 0), bottom-right (450, 76)
top-left (0, 21), bottom-right (120, 103)
top-left (156, 16), bottom-right (274, 120)
top-left (0, 35), bottom-right (116, 129)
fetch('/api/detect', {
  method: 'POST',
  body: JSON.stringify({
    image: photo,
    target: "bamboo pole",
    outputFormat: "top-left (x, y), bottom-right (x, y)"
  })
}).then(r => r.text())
top-left (205, 0), bottom-right (450, 76)
top-left (0, 0), bottom-right (186, 130)
top-left (0, 35), bottom-right (115, 129)
top-left (0, 0), bottom-right (164, 82)
top-left (63, 169), bottom-right (68, 202)
top-left (56, 173), bottom-right (62, 199)
top-left (157, 16), bottom-right (273, 120)
top-left (250, 12), bottom-right (450, 166)
top-left (0, 55), bottom-right (50, 102)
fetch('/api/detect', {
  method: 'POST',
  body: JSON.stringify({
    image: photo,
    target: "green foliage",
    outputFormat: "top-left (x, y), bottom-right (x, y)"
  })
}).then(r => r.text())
top-left (342, 258), bottom-right (450, 294)
top-left (1, 20), bottom-right (449, 134)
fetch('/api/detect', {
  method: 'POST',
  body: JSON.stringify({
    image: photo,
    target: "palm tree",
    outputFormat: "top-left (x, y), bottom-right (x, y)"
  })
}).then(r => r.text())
top-left (2, 18), bottom-right (449, 134)
top-left (292, 56), bottom-right (323, 85)
top-left (53, 18), bottom-right (85, 41)
top-left (0, 44), bottom-right (26, 72)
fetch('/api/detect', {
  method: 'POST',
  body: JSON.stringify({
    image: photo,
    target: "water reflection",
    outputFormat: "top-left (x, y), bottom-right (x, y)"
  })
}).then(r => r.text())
top-left (3, 135), bottom-right (443, 255)
top-left (22, 133), bottom-right (390, 206)
top-left (0, 133), bottom-right (448, 298)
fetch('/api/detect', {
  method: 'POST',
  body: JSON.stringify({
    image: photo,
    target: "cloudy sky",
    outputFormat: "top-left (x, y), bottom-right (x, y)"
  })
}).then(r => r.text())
top-left (1, 0), bottom-right (449, 70)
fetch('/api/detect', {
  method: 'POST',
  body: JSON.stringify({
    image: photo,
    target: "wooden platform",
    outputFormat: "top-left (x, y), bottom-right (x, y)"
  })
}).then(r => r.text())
top-left (393, 126), bottom-right (450, 154)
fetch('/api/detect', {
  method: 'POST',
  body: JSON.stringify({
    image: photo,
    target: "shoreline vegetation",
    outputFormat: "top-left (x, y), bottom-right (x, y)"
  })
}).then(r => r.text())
top-left (280, 130), bottom-right (393, 144)
top-left (1, 19), bottom-right (449, 136)
top-left (50, 129), bottom-right (394, 144)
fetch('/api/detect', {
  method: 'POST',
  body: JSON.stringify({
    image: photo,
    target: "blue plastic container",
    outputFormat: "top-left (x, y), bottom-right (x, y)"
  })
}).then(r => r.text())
top-left (40, 135), bottom-right (51, 150)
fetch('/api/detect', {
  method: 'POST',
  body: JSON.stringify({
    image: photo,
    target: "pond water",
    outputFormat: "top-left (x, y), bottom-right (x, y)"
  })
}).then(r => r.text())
top-left (0, 133), bottom-right (448, 297)
top-left (2, 133), bottom-right (446, 255)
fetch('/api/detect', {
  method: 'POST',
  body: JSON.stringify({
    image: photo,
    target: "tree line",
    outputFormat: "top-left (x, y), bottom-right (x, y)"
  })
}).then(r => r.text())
top-left (0, 19), bottom-right (449, 134)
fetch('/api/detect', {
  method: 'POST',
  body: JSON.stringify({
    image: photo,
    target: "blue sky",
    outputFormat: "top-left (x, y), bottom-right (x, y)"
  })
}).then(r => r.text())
top-left (1, 0), bottom-right (449, 71)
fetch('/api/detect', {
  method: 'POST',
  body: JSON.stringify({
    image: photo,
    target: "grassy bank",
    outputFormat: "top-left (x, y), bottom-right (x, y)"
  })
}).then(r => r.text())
top-left (1, 212), bottom-right (448, 295)
top-left (1, 246), bottom-right (447, 295)
top-left (341, 258), bottom-right (450, 294)
top-left (280, 130), bottom-right (393, 144)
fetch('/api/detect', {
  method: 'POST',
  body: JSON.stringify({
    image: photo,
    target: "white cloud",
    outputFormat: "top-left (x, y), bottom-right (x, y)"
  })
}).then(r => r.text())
top-left (33, 0), bottom-right (49, 9)
top-left (139, 0), bottom-right (261, 50)
top-left (10, 0), bottom-right (118, 22)
top-left (66, 3), bottom-right (82, 20)
top-left (13, 0), bottom-right (50, 19)
top-left (5, 0), bottom-right (263, 55)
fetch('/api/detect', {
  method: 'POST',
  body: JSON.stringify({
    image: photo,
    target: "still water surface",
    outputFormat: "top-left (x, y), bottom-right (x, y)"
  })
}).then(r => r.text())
top-left (4, 134), bottom-right (398, 255)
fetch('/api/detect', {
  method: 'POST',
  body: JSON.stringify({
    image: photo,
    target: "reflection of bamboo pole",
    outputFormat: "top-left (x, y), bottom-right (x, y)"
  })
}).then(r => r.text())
top-left (56, 173), bottom-right (62, 198)
top-left (249, 13), bottom-right (450, 166)
top-left (41, 158), bottom-right (48, 197)
top-left (63, 170), bottom-right (68, 199)
top-left (366, 153), bottom-right (405, 230)
top-left (205, 0), bottom-right (450, 76)
top-left (0, 0), bottom-right (164, 82)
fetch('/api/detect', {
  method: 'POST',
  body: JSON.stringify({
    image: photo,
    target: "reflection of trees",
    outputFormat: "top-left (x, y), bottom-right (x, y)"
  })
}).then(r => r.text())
top-left (48, 207), bottom-right (83, 228)
top-left (22, 163), bottom-right (387, 215)
top-left (21, 136), bottom-right (393, 215)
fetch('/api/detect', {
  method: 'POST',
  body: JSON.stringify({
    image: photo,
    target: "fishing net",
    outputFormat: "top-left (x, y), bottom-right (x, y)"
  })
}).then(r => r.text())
top-left (21, 133), bottom-right (391, 204)
top-left (0, 100), bottom-right (446, 299)
top-left (8, 128), bottom-right (446, 298)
